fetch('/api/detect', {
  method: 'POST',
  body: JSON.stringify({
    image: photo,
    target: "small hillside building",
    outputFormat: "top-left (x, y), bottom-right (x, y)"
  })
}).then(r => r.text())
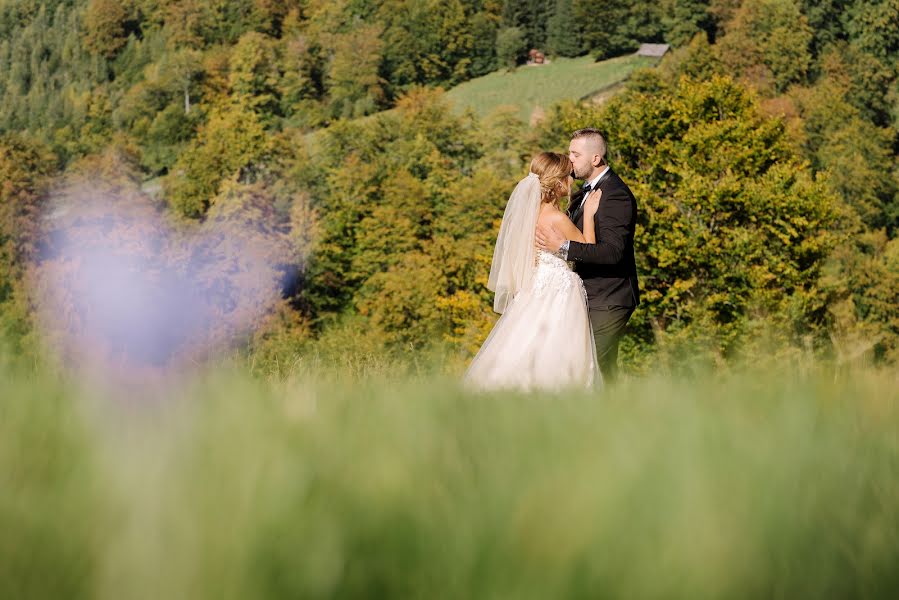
top-left (636, 43), bottom-right (671, 58)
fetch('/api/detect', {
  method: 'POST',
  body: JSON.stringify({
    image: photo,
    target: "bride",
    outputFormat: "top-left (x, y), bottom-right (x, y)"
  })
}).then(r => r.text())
top-left (465, 152), bottom-right (602, 391)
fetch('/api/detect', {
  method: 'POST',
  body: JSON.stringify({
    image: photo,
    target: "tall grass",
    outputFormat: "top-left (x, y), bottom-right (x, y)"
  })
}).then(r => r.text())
top-left (2, 356), bottom-right (899, 598)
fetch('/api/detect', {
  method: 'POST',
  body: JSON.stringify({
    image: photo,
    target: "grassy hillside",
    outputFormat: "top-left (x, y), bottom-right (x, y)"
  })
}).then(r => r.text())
top-left (307, 53), bottom-right (649, 140)
top-left (445, 54), bottom-right (653, 121)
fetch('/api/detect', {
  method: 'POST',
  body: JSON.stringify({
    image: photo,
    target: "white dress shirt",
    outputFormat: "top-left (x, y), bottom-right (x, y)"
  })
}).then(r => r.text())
top-left (583, 166), bottom-right (610, 191)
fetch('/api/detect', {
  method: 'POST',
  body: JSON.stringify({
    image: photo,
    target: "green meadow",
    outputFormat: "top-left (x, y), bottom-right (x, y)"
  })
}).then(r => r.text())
top-left (445, 54), bottom-right (651, 121)
top-left (4, 355), bottom-right (899, 599)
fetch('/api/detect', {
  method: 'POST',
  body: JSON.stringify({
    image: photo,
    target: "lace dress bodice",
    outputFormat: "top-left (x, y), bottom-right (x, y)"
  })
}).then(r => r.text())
top-left (531, 249), bottom-right (587, 301)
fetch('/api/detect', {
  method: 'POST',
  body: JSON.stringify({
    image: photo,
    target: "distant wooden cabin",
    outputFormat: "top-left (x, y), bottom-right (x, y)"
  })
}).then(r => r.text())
top-left (636, 43), bottom-right (670, 58)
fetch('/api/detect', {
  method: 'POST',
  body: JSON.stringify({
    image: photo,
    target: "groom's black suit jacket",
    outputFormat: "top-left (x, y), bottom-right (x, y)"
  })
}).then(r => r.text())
top-left (567, 169), bottom-right (640, 309)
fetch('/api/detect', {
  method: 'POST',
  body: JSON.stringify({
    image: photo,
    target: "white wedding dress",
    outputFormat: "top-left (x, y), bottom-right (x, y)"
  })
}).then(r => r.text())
top-left (464, 248), bottom-right (599, 392)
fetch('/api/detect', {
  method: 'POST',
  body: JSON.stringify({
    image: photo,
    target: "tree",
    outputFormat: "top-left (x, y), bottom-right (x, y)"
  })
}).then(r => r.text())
top-left (279, 34), bottom-right (324, 124)
top-left (0, 134), bottom-right (55, 357)
top-left (789, 77), bottom-right (899, 231)
top-left (164, 103), bottom-right (269, 218)
top-left (298, 87), bottom-right (485, 337)
top-left (228, 31), bottom-right (282, 120)
top-left (818, 43), bottom-right (895, 126)
top-left (798, 0), bottom-right (845, 56)
top-left (379, 0), bottom-right (474, 91)
top-left (496, 26), bottom-right (527, 69)
top-left (84, 0), bottom-right (130, 58)
top-left (825, 230), bottom-right (899, 364)
top-left (576, 0), bottom-right (664, 59)
top-left (325, 24), bottom-right (386, 119)
top-left (468, 11), bottom-right (500, 76)
top-left (159, 0), bottom-right (206, 50)
top-left (538, 74), bottom-right (840, 360)
top-left (716, 0), bottom-right (813, 93)
top-left (660, 0), bottom-right (713, 47)
top-left (165, 49), bottom-right (204, 115)
top-left (845, 0), bottom-right (899, 65)
top-left (546, 0), bottom-right (582, 57)
top-left (501, 0), bottom-right (553, 50)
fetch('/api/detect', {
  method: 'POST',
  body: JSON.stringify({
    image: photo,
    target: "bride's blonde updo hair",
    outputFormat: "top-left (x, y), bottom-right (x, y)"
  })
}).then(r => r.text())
top-left (529, 152), bottom-right (573, 207)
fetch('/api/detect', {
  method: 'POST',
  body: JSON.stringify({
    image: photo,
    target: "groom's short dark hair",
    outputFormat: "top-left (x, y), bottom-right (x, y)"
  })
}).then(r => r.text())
top-left (571, 128), bottom-right (607, 165)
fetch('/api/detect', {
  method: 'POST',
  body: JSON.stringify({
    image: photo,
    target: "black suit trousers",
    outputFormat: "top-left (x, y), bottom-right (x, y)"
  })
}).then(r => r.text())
top-left (589, 305), bottom-right (633, 384)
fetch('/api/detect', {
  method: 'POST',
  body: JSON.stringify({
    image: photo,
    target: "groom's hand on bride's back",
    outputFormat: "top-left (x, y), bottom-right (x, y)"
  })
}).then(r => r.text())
top-left (536, 223), bottom-right (565, 253)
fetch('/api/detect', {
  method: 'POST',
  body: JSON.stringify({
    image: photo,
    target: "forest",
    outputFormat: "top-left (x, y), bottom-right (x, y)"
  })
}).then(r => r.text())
top-left (0, 0), bottom-right (897, 374)
top-left (3, 2), bottom-right (899, 597)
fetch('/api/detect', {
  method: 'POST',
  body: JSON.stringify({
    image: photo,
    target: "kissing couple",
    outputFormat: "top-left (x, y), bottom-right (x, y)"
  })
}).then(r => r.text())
top-left (465, 128), bottom-right (640, 392)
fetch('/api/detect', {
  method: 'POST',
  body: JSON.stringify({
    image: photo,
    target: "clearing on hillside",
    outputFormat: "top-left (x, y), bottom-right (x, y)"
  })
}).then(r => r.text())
top-left (446, 54), bottom-right (655, 122)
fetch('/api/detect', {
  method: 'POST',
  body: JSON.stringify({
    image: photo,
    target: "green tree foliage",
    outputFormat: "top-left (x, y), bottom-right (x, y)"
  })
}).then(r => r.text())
top-left (576, 0), bottom-right (665, 59)
top-left (164, 103), bottom-right (269, 218)
top-left (546, 0), bottom-right (582, 57)
top-left (501, 0), bottom-right (553, 50)
top-left (818, 42), bottom-right (896, 127)
top-left (660, 0), bottom-right (714, 47)
top-left (0, 2), bottom-right (109, 160)
top-left (279, 33), bottom-right (325, 125)
top-left (825, 229), bottom-right (899, 363)
top-left (845, 0), bottom-right (899, 65)
top-left (496, 26), bottom-right (527, 69)
top-left (541, 73), bottom-right (839, 359)
top-left (717, 0), bottom-right (813, 93)
top-left (114, 48), bottom-right (204, 173)
top-left (298, 87), bottom-right (514, 347)
top-left (228, 31), bottom-right (282, 119)
top-left (789, 77), bottom-right (898, 231)
top-left (1, 0), bottom-right (898, 367)
top-left (154, 0), bottom-right (206, 49)
top-left (83, 0), bottom-right (131, 58)
top-left (0, 134), bottom-right (56, 357)
top-left (379, 0), bottom-right (474, 91)
top-left (468, 11), bottom-right (500, 76)
top-left (325, 24), bottom-right (386, 119)
top-left (798, 0), bottom-right (843, 55)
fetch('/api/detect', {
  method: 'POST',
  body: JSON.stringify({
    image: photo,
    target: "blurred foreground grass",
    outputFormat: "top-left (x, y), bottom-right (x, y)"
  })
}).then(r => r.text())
top-left (2, 359), bottom-right (899, 599)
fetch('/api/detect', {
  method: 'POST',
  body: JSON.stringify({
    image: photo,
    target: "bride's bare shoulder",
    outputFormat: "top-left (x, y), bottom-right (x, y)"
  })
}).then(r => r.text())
top-left (538, 205), bottom-right (573, 226)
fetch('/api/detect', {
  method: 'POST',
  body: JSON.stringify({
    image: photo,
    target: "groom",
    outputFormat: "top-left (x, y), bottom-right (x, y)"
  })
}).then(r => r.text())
top-left (536, 128), bottom-right (639, 383)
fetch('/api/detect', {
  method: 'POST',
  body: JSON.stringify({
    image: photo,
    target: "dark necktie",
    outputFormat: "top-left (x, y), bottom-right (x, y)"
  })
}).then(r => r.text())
top-left (569, 182), bottom-right (591, 218)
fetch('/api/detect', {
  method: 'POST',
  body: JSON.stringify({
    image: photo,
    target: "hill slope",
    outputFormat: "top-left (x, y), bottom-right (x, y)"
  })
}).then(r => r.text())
top-left (445, 54), bottom-right (654, 122)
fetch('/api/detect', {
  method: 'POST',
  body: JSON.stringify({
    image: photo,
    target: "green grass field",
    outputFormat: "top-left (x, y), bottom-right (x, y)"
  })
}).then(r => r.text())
top-left (445, 54), bottom-right (653, 121)
top-left (3, 355), bottom-right (899, 598)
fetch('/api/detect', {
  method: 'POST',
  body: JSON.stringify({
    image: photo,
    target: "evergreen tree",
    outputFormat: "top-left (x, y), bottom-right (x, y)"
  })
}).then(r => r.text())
top-left (576, 0), bottom-right (664, 59)
top-left (468, 11), bottom-right (500, 76)
top-left (546, 0), bottom-right (582, 57)
top-left (502, 0), bottom-right (553, 50)
top-left (661, 0), bottom-right (713, 47)
top-left (496, 26), bottom-right (527, 69)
